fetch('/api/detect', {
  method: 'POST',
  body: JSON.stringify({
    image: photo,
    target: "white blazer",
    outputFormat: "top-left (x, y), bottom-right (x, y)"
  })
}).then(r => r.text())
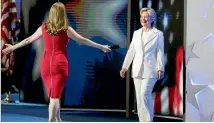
top-left (122, 27), bottom-right (164, 78)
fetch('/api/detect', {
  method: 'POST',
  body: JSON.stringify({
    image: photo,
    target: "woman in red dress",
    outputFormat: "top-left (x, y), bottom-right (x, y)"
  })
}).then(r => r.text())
top-left (3, 2), bottom-right (111, 122)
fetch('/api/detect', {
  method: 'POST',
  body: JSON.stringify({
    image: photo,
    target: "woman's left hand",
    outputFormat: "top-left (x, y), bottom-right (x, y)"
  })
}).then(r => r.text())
top-left (157, 71), bottom-right (164, 80)
top-left (2, 44), bottom-right (15, 55)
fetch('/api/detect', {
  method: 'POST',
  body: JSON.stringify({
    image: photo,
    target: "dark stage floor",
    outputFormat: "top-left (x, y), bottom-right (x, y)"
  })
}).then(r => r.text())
top-left (1, 94), bottom-right (183, 122)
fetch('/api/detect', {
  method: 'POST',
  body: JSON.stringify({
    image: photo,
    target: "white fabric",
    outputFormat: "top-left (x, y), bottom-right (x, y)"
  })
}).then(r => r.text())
top-left (122, 27), bottom-right (164, 78)
top-left (133, 78), bottom-right (157, 122)
top-left (143, 30), bottom-right (153, 43)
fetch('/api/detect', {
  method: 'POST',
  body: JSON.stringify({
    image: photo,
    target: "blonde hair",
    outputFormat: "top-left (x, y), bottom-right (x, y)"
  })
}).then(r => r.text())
top-left (140, 8), bottom-right (157, 27)
top-left (45, 2), bottom-right (68, 35)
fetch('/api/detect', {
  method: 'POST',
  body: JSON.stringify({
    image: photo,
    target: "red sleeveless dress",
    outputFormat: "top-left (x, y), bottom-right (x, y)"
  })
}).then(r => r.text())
top-left (41, 25), bottom-right (69, 98)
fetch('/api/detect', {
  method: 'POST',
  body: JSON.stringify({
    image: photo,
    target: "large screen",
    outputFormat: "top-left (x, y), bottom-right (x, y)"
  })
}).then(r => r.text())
top-left (63, 0), bottom-right (128, 109)
top-left (185, 0), bottom-right (214, 121)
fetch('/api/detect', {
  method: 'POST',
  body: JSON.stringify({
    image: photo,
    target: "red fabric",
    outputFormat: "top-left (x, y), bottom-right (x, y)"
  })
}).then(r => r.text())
top-left (154, 46), bottom-right (183, 116)
top-left (41, 25), bottom-right (69, 98)
top-left (174, 46), bottom-right (183, 116)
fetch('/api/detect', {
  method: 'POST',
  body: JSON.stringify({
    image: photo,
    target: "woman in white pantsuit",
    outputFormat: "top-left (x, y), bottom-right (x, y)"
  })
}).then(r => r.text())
top-left (120, 8), bottom-right (164, 122)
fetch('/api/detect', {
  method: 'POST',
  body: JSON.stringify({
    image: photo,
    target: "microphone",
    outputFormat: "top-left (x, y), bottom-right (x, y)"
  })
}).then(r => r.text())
top-left (110, 44), bottom-right (120, 50)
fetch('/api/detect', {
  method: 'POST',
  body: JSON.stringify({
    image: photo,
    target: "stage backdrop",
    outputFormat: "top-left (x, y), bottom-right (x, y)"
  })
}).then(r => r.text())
top-left (18, 0), bottom-right (128, 110)
top-left (185, 0), bottom-right (214, 121)
top-left (131, 0), bottom-right (184, 117)
top-left (62, 0), bottom-right (128, 109)
top-left (17, 0), bottom-right (184, 117)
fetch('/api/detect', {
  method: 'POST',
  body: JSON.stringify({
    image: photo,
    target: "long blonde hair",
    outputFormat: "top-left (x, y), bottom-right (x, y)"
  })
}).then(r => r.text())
top-left (45, 2), bottom-right (68, 35)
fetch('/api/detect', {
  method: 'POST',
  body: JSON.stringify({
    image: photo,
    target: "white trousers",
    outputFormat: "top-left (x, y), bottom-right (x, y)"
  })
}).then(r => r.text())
top-left (133, 78), bottom-right (157, 122)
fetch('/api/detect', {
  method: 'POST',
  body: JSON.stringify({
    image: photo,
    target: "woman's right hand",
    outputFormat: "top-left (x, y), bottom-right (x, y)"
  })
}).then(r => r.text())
top-left (120, 68), bottom-right (127, 78)
top-left (2, 44), bottom-right (15, 55)
top-left (100, 45), bottom-right (111, 53)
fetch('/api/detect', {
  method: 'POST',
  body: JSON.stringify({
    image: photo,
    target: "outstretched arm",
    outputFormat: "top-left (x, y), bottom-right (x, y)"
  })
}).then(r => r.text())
top-left (14, 26), bottom-right (42, 50)
top-left (2, 26), bottom-right (43, 54)
top-left (67, 26), bottom-right (111, 52)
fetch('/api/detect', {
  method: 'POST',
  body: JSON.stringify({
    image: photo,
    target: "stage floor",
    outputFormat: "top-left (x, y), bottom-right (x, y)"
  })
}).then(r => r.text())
top-left (1, 94), bottom-right (183, 122)
top-left (1, 102), bottom-right (138, 122)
